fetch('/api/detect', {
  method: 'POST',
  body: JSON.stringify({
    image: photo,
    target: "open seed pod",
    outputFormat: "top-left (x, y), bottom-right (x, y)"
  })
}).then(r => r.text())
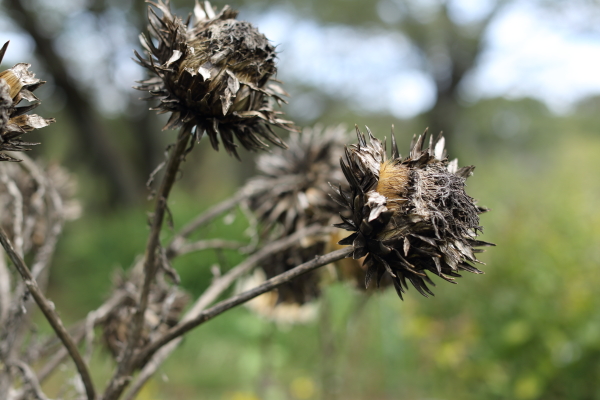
top-left (135, 0), bottom-right (296, 158)
top-left (332, 126), bottom-right (494, 299)
top-left (0, 42), bottom-right (54, 162)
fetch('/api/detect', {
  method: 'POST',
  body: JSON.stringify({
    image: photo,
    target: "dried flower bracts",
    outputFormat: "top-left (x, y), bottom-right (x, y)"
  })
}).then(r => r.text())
top-left (0, 41), bottom-right (55, 162)
top-left (135, 0), bottom-right (295, 158)
top-left (333, 126), bottom-right (493, 299)
top-left (244, 126), bottom-right (349, 315)
top-left (249, 125), bottom-right (347, 235)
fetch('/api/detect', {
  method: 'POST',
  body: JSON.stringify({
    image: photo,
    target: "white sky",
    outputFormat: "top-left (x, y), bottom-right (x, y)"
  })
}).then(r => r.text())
top-left (254, 1), bottom-right (600, 118)
top-left (464, 2), bottom-right (600, 113)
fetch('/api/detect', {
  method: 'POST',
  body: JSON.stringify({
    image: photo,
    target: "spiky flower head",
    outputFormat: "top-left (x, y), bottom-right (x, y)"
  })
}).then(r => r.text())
top-left (0, 42), bottom-right (54, 162)
top-left (249, 125), bottom-right (347, 235)
top-left (243, 126), bottom-right (348, 314)
top-left (332, 126), bottom-right (493, 299)
top-left (135, 0), bottom-right (295, 158)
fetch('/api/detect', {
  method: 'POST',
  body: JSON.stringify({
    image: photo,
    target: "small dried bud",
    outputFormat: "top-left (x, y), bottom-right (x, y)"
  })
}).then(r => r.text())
top-left (243, 126), bottom-right (349, 316)
top-left (135, 1), bottom-right (295, 158)
top-left (332, 126), bottom-right (494, 299)
top-left (0, 41), bottom-right (55, 162)
top-left (102, 272), bottom-right (188, 361)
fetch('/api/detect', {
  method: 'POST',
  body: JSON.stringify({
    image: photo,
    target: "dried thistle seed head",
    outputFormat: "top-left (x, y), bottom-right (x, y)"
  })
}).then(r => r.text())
top-left (135, 1), bottom-right (295, 159)
top-left (242, 126), bottom-right (349, 313)
top-left (102, 271), bottom-right (188, 360)
top-left (249, 125), bottom-right (348, 236)
top-left (332, 126), bottom-right (494, 299)
top-left (0, 42), bottom-right (55, 162)
top-left (0, 156), bottom-right (80, 256)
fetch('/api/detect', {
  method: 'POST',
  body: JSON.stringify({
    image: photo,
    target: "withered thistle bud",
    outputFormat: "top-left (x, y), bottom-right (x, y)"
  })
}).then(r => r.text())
top-left (135, 0), bottom-right (295, 159)
top-left (0, 41), bottom-right (55, 162)
top-left (242, 126), bottom-right (349, 317)
top-left (249, 125), bottom-right (347, 236)
top-left (102, 271), bottom-right (188, 361)
top-left (332, 126), bottom-right (494, 299)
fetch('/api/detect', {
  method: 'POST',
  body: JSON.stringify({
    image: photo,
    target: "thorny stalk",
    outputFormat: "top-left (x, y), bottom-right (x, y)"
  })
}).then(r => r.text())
top-left (0, 228), bottom-right (96, 400)
top-left (102, 127), bottom-right (191, 400)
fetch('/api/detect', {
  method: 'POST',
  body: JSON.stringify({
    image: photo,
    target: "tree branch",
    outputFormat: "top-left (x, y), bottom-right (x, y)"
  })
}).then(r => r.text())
top-left (0, 228), bottom-right (95, 400)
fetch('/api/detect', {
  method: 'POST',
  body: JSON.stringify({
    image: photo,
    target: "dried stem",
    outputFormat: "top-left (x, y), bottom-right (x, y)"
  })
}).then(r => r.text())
top-left (11, 360), bottom-right (50, 400)
top-left (34, 288), bottom-right (124, 385)
top-left (36, 330), bottom-right (85, 384)
top-left (166, 190), bottom-right (246, 256)
top-left (102, 127), bottom-right (191, 400)
top-left (0, 253), bottom-right (10, 328)
top-left (173, 239), bottom-right (248, 258)
top-left (123, 224), bottom-right (333, 399)
top-left (166, 175), bottom-right (302, 258)
top-left (0, 228), bottom-right (96, 400)
top-left (135, 246), bottom-right (353, 368)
